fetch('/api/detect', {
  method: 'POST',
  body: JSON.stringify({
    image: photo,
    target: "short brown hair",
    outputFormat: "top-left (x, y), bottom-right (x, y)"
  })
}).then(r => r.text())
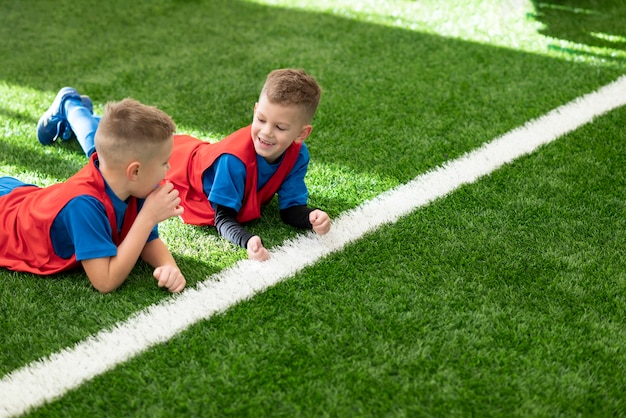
top-left (260, 68), bottom-right (321, 123)
top-left (94, 98), bottom-right (176, 165)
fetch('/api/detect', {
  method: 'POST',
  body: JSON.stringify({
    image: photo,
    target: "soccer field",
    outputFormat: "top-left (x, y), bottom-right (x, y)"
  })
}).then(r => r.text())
top-left (1, 1), bottom-right (626, 416)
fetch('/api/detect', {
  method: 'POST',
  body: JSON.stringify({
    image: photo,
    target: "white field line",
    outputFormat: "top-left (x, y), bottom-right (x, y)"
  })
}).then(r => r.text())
top-left (2, 75), bottom-right (626, 417)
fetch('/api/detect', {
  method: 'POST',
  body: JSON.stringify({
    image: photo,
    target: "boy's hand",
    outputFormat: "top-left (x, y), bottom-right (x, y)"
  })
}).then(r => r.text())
top-left (154, 265), bottom-right (186, 293)
top-left (309, 209), bottom-right (331, 235)
top-left (143, 182), bottom-right (184, 224)
top-left (247, 236), bottom-right (270, 261)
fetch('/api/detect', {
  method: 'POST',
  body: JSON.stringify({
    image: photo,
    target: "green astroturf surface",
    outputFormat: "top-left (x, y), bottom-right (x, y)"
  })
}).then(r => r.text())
top-left (1, 0), bottom-right (625, 416)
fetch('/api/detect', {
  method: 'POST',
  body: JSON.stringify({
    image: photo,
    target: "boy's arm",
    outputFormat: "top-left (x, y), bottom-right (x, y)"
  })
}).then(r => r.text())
top-left (280, 205), bottom-right (331, 235)
top-left (81, 182), bottom-right (183, 293)
top-left (280, 205), bottom-right (315, 229)
top-left (206, 155), bottom-right (267, 260)
top-left (214, 204), bottom-right (254, 248)
top-left (140, 238), bottom-right (185, 293)
top-left (214, 204), bottom-right (269, 261)
top-left (81, 214), bottom-right (158, 293)
top-left (276, 144), bottom-right (330, 234)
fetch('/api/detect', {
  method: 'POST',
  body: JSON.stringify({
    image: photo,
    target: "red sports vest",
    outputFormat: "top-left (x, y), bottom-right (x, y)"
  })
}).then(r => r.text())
top-left (0, 153), bottom-right (138, 275)
top-left (167, 125), bottom-right (301, 226)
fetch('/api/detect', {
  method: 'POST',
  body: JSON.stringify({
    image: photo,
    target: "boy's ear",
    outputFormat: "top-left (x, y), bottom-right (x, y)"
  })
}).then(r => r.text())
top-left (295, 125), bottom-right (313, 144)
top-left (126, 161), bottom-right (141, 181)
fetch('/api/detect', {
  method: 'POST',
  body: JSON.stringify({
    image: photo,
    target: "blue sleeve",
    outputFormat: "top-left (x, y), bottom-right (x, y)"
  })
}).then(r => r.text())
top-left (277, 143), bottom-right (310, 210)
top-left (202, 154), bottom-right (247, 212)
top-left (51, 196), bottom-right (118, 261)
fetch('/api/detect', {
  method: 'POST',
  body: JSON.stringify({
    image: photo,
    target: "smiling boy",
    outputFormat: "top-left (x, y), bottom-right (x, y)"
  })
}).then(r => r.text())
top-left (167, 68), bottom-right (331, 261)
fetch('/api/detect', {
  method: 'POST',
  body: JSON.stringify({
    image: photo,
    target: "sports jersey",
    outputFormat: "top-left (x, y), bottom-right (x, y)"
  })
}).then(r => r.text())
top-left (0, 153), bottom-right (148, 275)
top-left (167, 125), bottom-right (303, 226)
top-left (202, 146), bottom-right (309, 211)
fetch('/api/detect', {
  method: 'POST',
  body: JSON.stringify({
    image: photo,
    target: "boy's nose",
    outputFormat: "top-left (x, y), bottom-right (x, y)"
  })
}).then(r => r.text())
top-left (261, 124), bottom-right (272, 137)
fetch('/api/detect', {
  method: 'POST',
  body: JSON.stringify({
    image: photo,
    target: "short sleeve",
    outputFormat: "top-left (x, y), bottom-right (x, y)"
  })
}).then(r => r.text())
top-left (277, 143), bottom-right (310, 209)
top-left (203, 154), bottom-right (247, 211)
top-left (51, 196), bottom-right (118, 261)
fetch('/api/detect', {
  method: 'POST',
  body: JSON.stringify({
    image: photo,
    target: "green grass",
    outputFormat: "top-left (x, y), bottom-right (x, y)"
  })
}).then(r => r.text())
top-left (1, 0), bottom-right (626, 416)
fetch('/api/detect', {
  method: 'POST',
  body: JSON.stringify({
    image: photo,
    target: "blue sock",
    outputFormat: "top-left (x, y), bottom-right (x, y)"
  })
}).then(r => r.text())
top-left (64, 98), bottom-right (99, 157)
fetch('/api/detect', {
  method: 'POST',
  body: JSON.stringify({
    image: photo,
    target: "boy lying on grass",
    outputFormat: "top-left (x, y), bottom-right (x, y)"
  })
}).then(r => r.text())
top-left (0, 90), bottom-right (186, 293)
top-left (166, 68), bottom-right (331, 261)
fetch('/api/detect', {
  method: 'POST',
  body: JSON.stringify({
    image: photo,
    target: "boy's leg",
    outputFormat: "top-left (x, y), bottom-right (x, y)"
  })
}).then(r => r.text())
top-left (37, 87), bottom-right (100, 158)
top-left (0, 177), bottom-right (34, 197)
top-left (37, 87), bottom-right (81, 145)
top-left (65, 96), bottom-right (99, 157)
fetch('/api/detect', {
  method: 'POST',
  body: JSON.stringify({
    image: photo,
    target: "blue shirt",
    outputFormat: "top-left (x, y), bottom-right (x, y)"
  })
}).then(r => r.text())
top-left (50, 181), bottom-right (158, 260)
top-left (0, 176), bottom-right (158, 262)
top-left (202, 143), bottom-right (310, 211)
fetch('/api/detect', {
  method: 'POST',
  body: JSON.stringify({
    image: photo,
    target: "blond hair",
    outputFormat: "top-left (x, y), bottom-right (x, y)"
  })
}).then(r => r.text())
top-left (94, 98), bottom-right (176, 165)
top-left (260, 69), bottom-right (321, 123)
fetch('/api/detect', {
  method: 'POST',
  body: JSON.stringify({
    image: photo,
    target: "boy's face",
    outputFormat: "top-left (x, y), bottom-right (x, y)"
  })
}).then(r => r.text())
top-left (132, 137), bottom-right (173, 198)
top-left (251, 95), bottom-right (312, 164)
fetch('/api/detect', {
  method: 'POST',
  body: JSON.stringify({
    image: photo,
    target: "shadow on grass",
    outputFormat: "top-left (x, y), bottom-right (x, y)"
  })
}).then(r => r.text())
top-left (530, 0), bottom-right (626, 51)
top-left (0, 105), bottom-right (36, 125)
top-left (1, 0), bottom-right (624, 187)
top-left (0, 138), bottom-right (85, 181)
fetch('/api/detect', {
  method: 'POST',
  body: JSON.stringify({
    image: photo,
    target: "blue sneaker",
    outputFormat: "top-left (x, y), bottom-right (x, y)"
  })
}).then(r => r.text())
top-left (36, 87), bottom-right (81, 145)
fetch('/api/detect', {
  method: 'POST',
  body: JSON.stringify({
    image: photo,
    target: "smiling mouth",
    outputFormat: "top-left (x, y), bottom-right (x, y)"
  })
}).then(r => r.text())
top-left (257, 137), bottom-right (274, 147)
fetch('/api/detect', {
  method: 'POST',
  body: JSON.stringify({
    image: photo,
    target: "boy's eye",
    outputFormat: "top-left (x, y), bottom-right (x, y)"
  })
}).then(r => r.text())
top-left (257, 117), bottom-right (266, 123)
top-left (276, 126), bottom-right (286, 131)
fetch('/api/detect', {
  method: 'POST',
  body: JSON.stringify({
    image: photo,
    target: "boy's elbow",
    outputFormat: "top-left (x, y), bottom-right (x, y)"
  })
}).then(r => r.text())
top-left (88, 274), bottom-right (121, 293)
top-left (91, 281), bottom-right (117, 294)
top-left (82, 258), bottom-right (125, 293)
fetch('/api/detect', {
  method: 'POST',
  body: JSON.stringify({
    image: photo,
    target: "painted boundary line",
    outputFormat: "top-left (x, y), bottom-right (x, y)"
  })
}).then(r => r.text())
top-left (2, 75), bottom-right (626, 417)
